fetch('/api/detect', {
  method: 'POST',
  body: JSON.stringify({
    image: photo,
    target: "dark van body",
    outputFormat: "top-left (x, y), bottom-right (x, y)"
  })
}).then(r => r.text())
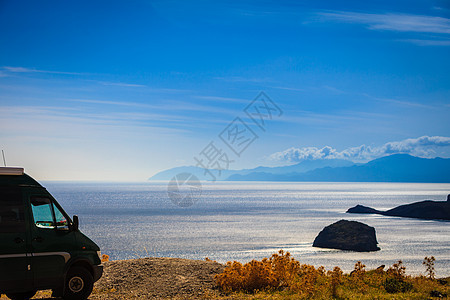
top-left (0, 167), bottom-right (102, 300)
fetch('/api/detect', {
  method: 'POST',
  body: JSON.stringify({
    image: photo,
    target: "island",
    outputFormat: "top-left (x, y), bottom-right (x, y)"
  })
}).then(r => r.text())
top-left (313, 220), bottom-right (380, 252)
top-left (347, 194), bottom-right (450, 221)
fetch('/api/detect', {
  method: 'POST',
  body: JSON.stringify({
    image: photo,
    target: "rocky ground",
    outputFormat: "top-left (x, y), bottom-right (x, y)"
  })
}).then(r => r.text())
top-left (92, 257), bottom-right (225, 299)
top-left (1, 257), bottom-right (226, 300)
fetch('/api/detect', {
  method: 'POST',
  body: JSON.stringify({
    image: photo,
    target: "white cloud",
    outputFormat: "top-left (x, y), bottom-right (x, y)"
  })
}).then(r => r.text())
top-left (2, 66), bottom-right (82, 75)
top-left (269, 136), bottom-right (450, 163)
top-left (69, 98), bottom-right (239, 116)
top-left (316, 11), bottom-right (450, 46)
top-left (213, 76), bottom-right (271, 83)
top-left (268, 86), bottom-right (305, 92)
top-left (98, 81), bottom-right (147, 88)
top-left (194, 95), bottom-right (249, 104)
top-left (318, 11), bottom-right (450, 34)
top-left (400, 38), bottom-right (450, 46)
top-left (3, 67), bottom-right (37, 73)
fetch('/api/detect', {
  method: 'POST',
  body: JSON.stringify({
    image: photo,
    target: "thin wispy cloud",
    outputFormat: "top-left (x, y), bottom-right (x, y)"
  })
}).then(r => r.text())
top-left (85, 80), bottom-right (192, 93)
top-left (70, 98), bottom-right (241, 117)
top-left (70, 99), bottom-right (154, 108)
top-left (400, 38), bottom-right (450, 46)
top-left (96, 81), bottom-right (189, 92)
top-left (329, 88), bottom-right (437, 109)
top-left (213, 76), bottom-right (272, 83)
top-left (1, 68), bottom-right (188, 93)
top-left (270, 136), bottom-right (450, 163)
top-left (315, 10), bottom-right (450, 46)
top-left (0, 105), bottom-right (191, 134)
top-left (368, 95), bottom-right (437, 109)
top-left (323, 85), bottom-right (346, 94)
top-left (280, 110), bottom-right (369, 127)
top-left (4, 66), bottom-right (39, 73)
top-left (53, 102), bottom-right (227, 132)
top-left (98, 81), bottom-right (147, 88)
top-left (317, 11), bottom-right (450, 34)
top-left (2, 66), bottom-right (82, 75)
top-left (268, 86), bottom-right (305, 92)
top-left (195, 95), bottom-right (249, 104)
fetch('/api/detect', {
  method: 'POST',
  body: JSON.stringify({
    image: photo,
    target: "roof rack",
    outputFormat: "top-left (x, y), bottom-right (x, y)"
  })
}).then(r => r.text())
top-left (0, 167), bottom-right (24, 175)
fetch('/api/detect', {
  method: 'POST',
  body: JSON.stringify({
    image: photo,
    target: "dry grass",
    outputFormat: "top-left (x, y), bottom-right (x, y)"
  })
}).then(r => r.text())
top-left (214, 250), bottom-right (450, 299)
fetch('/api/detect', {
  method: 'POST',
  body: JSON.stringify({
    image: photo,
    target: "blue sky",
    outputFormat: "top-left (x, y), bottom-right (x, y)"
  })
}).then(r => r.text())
top-left (0, 0), bottom-right (449, 180)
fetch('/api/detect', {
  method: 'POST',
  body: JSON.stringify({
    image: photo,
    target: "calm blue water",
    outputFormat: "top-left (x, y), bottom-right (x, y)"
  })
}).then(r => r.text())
top-left (43, 181), bottom-right (450, 276)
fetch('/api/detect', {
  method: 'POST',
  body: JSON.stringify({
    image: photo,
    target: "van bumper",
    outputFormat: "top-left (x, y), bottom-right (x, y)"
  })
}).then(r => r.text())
top-left (93, 264), bottom-right (103, 282)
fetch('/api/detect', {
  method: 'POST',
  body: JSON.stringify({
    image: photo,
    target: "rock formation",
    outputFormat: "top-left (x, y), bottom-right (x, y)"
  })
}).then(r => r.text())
top-left (347, 195), bottom-right (450, 221)
top-left (313, 220), bottom-right (380, 252)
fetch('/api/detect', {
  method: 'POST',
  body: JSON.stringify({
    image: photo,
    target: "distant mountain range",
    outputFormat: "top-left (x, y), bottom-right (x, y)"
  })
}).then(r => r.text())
top-left (149, 158), bottom-right (354, 181)
top-left (149, 154), bottom-right (450, 183)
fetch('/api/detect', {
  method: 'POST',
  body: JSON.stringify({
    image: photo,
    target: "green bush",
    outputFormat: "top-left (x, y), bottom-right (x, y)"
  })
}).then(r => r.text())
top-left (384, 278), bottom-right (413, 293)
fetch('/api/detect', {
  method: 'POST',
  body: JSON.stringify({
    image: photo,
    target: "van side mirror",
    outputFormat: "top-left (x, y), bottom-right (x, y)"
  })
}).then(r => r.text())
top-left (72, 215), bottom-right (79, 231)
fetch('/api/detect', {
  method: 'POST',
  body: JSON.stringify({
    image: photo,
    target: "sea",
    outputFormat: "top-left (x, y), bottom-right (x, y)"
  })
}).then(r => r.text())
top-left (43, 181), bottom-right (450, 276)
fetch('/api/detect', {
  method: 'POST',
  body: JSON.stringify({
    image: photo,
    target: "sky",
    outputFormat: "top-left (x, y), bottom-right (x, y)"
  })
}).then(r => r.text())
top-left (0, 0), bottom-right (449, 181)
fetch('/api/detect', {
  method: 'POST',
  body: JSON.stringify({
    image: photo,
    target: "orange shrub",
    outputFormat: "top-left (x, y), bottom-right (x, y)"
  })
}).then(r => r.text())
top-left (215, 259), bottom-right (276, 292)
top-left (289, 263), bottom-right (323, 296)
top-left (387, 260), bottom-right (406, 279)
top-left (216, 250), bottom-right (323, 293)
top-left (328, 266), bottom-right (343, 297)
top-left (269, 250), bottom-right (300, 287)
top-left (214, 251), bottom-right (446, 298)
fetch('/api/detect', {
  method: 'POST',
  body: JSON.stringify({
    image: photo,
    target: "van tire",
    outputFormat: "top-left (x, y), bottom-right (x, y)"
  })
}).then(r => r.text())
top-left (5, 291), bottom-right (36, 300)
top-left (63, 266), bottom-right (94, 300)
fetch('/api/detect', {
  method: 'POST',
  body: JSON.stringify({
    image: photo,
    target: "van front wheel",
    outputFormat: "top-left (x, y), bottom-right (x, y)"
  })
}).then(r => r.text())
top-left (63, 266), bottom-right (94, 300)
top-left (5, 291), bottom-right (36, 300)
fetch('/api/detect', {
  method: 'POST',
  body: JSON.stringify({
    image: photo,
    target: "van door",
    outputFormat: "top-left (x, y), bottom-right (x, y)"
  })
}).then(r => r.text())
top-left (28, 191), bottom-right (75, 288)
top-left (0, 186), bottom-right (32, 291)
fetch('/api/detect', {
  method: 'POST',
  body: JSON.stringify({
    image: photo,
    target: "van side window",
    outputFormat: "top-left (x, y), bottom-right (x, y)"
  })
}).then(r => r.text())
top-left (30, 197), bottom-right (69, 230)
top-left (31, 197), bottom-right (55, 229)
top-left (0, 187), bottom-right (25, 233)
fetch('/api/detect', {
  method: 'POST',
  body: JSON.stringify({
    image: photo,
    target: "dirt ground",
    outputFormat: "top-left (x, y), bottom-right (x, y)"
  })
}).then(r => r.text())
top-left (1, 257), bottom-right (226, 300)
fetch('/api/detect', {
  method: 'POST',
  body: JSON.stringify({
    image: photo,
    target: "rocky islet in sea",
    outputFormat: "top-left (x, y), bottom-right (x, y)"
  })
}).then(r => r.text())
top-left (313, 219), bottom-right (380, 252)
top-left (347, 194), bottom-right (450, 221)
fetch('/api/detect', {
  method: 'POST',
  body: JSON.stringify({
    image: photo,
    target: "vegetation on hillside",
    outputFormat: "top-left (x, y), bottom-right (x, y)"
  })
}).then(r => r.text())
top-left (214, 250), bottom-right (449, 299)
top-left (1, 252), bottom-right (447, 299)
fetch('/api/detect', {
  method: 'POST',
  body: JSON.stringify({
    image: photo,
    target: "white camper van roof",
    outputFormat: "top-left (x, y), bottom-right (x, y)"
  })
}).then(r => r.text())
top-left (0, 167), bottom-right (25, 175)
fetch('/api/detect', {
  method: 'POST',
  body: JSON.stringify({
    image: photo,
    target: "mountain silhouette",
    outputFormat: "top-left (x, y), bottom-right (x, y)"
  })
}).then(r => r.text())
top-left (149, 159), bottom-right (354, 181)
top-left (150, 154), bottom-right (450, 183)
top-left (226, 154), bottom-right (450, 182)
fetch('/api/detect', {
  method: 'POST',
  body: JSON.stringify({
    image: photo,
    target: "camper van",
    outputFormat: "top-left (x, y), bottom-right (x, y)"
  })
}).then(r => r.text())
top-left (0, 167), bottom-right (103, 300)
